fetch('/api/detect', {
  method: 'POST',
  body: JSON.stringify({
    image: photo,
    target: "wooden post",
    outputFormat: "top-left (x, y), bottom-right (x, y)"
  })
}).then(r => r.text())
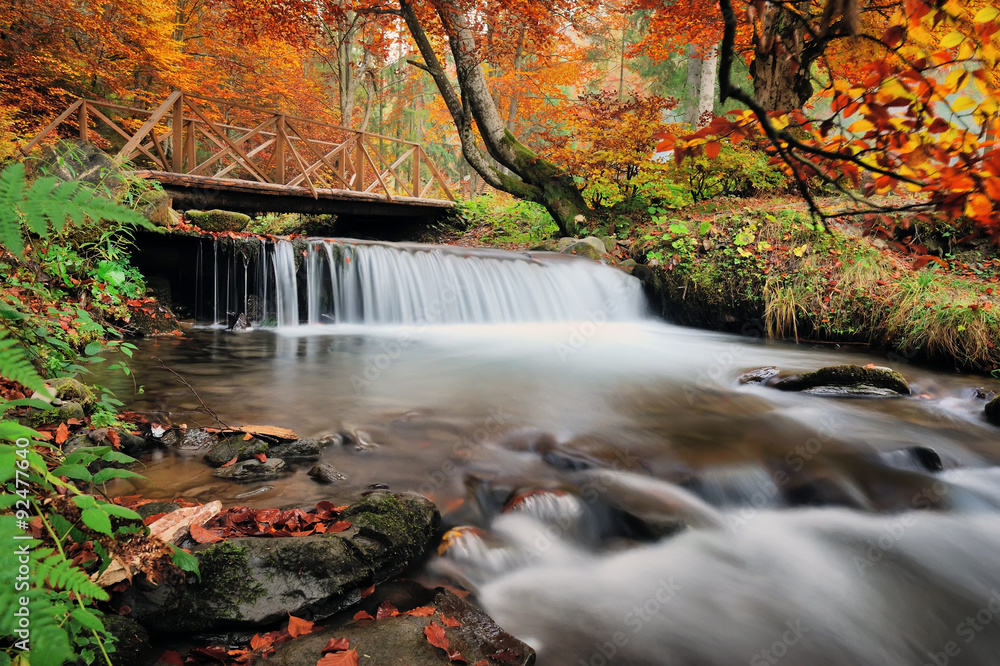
top-left (354, 133), bottom-right (365, 191)
top-left (275, 115), bottom-right (286, 184)
top-left (78, 102), bottom-right (89, 142)
top-left (172, 92), bottom-right (184, 172)
top-left (185, 121), bottom-right (196, 171)
top-left (411, 145), bottom-right (420, 198)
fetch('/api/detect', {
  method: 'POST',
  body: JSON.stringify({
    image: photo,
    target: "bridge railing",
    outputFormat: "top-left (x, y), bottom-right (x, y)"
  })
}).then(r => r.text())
top-left (20, 90), bottom-right (455, 203)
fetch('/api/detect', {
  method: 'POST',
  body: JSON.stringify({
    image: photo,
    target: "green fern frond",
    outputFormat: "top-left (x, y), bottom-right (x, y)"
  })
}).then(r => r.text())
top-left (0, 331), bottom-right (46, 393)
top-left (0, 163), bottom-right (27, 256)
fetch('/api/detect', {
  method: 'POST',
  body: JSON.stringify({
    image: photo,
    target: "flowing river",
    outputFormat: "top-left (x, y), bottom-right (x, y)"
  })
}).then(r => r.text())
top-left (100, 238), bottom-right (1000, 665)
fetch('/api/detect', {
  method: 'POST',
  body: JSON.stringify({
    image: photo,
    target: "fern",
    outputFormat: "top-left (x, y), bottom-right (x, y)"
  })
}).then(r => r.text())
top-left (0, 331), bottom-right (46, 394)
top-left (0, 161), bottom-right (153, 259)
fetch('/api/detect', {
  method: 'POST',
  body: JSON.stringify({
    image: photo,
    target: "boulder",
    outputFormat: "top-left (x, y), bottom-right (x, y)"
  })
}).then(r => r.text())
top-left (29, 140), bottom-right (125, 194)
top-left (102, 614), bottom-right (154, 666)
top-left (176, 428), bottom-right (218, 452)
top-left (770, 364), bottom-right (910, 397)
top-left (987, 396), bottom-right (1000, 426)
top-left (617, 258), bottom-right (637, 272)
top-left (116, 430), bottom-right (159, 458)
top-left (738, 366), bottom-right (780, 385)
top-left (48, 377), bottom-right (95, 409)
top-left (562, 241), bottom-right (604, 261)
top-left (186, 209), bottom-right (250, 232)
top-left (213, 458), bottom-right (287, 482)
top-left (263, 585), bottom-right (534, 666)
top-left (137, 188), bottom-right (172, 227)
top-left (309, 463), bottom-right (346, 484)
top-left (113, 491), bottom-right (439, 635)
top-left (204, 436), bottom-right (269, 467)
top-left (267, 438), bottom-right (322, 460)
top-left (230, 313), bottom-right (251, 332)
top-left (555, 237), bottom-right (578, 252)
top-left (599, 235), bottom-right (618, 252)
top-left (27, 401), bottom-right (85, 428)
top-left (579, 236), bottom-right (608, 254)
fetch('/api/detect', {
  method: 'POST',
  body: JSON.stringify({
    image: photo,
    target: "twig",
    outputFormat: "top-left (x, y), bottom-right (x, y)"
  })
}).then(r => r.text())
top-left (152, 356), bottom-right (231, 429)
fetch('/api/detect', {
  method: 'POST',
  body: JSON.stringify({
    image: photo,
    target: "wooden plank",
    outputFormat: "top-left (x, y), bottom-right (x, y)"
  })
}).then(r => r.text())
top-left (19, 99), bottom-right (84, 155)
top-left (147, 128), bottom-right (170, 170)
top-left (411, 147), bottom-right (420, 198)
top-left (354, 133), bottom-right (366, 191)
top-left (286, 142), bottom-right (351, 189)
top-left (274, 115), bottom-right (285, 184)
top-left (184, 97), bottom-right (272, 183)
top-left (172, 92), bottom-right (184, 173)
top-left (418, 145), bottom-right (456, 201)
top-left (285, 119), bottom-right (351, 189)
top-left (361, 141), bottom-right (393, 199)
top-left (116, 90), bottom-right (182, 164)
top-left (79, 101), bottom-right (89, 142)
top-left (280, 124), bottom-right (318, 198)
top-left (89, 106), bottom-right (164, 168)
top-left (185, 121), bottom-right (196, 171)
top-left (366, 143), bottom-right (409, 193)
top-left (189, 116), bottom-right (277, 177)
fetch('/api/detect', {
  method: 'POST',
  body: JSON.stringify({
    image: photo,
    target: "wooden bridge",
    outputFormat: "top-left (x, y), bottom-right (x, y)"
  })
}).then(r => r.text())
top-left (21, 90), bottom-right (455, 222)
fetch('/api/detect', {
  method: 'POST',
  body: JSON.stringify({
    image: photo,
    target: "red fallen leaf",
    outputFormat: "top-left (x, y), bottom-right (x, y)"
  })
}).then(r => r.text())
top-left (158, 650), bottom-right (184, 666)
top-left (475, 661), bottom-right (489, 666)
top-left (34, 430), bottom-right (52, 441)
top-left (321, 637), bottom-right (351, 653)
top-left (313, 523), bottom-right (328, 534)
top-left (327, 521), bottom-right (351, 533)
top-left (287, 614), bottom-right (317, 638)
top-left (353, 610), bottom-right (374, 623)
top-left (360, 585), bottom-right (375, 598)
top-left (406, 606), bottom-right (435, 617)
top-left (220, 456), bottom-right (238, 468)
top-left (66, 418), bottom-right (83, 426)
top-left (243, 433), bottom-right (253, 441)
top-left (254, 453), bottom-right (267, 462)
top-left (376, 601), bottom-right (399, 620)
top-left (189, 524), bottom-right (223, 544)
top-left (441, 614), bottom-right (460, 628)
top-left (316, 649), bottom-right (358, 666)
top-left (107, 429), bottom-right (121, 449)
top-left (291, 530), bottom-right (314, 537)
top-left (143, 512), bottom-right (167, 525)
top-left (250, 633), bottom-right (273, 651)
top-left (254, 508), bottom-right (281, 523)
top-left (55, 423), bottom-right (69, 445)
top-left (425, 621), bottom-right (450, 652)
top-left (865, 363), bottom-right (876, 369)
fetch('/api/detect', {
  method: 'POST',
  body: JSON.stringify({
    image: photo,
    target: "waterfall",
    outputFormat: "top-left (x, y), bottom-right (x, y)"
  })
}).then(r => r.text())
top-left (195, 238), bottom-right (647, 327)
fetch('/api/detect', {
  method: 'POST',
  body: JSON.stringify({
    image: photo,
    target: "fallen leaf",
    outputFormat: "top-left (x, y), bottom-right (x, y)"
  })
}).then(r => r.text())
top-left (189, 523), bottom-right (223, 544)
top-left (243, 433), bottom-right (253, 441)
top-left (250, 633), bottom-right (273, 651)
top-left (360, 584), bottom-right (375, 598)
top-left (316, 649), bottom-right (358, 666)
top-left (221, 456), bottom-right (238, 468)
top-left (406, 606), bottom-right (435, 617)
top-left (158, 650), bottom-right (184, 666)
top-left (425, 621), bottom-right (450, 652)
top-left (353, 610), bottom-right (373, 623)
top-left (327, 521), bottom-right (351, 533)
top-left (322, 638), bottom-right (350, 653)
top-left (287, 614), bottom-right (316, 638)
top-left (107, 429), bottom-right (121, 449)
top-left (55, 422), bottom-right (69, 445)
top-left (441, 614), bottom-right (460, 628)
top-left (254, 453), bottom-right (268, 462)
top-left (376, 601), bottom-right (399, 620)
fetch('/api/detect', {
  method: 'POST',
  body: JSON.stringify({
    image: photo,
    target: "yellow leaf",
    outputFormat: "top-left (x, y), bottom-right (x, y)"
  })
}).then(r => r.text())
top-left (965, 193), bottom-right (993, 218)
top-left (951, 96), bottom-right (978, 113)
top-left (848, 119), bottom-right (875, 133)
top-left (945, 68), bottom-right (968, 93)
top-left (792, 244), bottom-right (808, 258)
top-left (974, 6), bottom-right (1000, 23)
top-left (940, 31), bottom-right (965, 49)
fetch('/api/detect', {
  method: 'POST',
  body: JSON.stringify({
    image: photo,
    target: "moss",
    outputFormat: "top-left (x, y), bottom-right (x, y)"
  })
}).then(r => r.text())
top-left (197, 541), bottom-right (266, 619)
top-left (186, 209), bottom-right (250, 232)
top-left (341, 492), bottom-right (435, 561)
top-left (49, 377), bottom-right (95, 408)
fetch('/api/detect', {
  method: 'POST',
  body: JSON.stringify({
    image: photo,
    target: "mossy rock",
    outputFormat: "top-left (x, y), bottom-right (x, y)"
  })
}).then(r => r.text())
top-left (138, 188), bottom-right (172, 227)
top-left (771, 364), bottom-right (910, 396)
top-left (135, 501), bottom-right (181, 520)
top-left (562, 241), bottom-right (604, 261)
top-left (986, 396), bottom-right (1000, 426)
top-left (204, 436), bottom-right (269, 467)
top-left (186, 209), bottom-right (251, 232)
top-left (213, 457), bottom-right (287, 481)
top-left (27, 401), bottom-right (85, 427)
top-left (102, 614), bottom-right (153, 666)
top-left (49, 377), bottom-right (95, 408)
top-left (113, 491), bottom-right (439, 635)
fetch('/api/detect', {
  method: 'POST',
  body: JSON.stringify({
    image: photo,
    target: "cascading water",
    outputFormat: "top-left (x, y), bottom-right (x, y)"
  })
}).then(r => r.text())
top-left (194, 237), bottom-right (646, 327)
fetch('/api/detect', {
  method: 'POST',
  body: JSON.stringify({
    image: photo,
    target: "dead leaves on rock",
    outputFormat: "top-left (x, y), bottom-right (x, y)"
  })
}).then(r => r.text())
top-left (198, 501), bottom-right (351, 539)
top-left (318, 638), bottom-right (358, 666)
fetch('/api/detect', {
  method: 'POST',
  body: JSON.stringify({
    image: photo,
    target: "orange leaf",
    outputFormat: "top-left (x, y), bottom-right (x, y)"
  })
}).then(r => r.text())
top-left (425, 621), bottom-right (450, 652)
top-left (316, 649), bottom-right (358, 666)
top-left (353, 611), bottom-right (374, 622)
top-left (107, 429), bottom-right (121, 449)
top-left (705, 141), bottom-right (722, 159)
top-left (250, 634), bottom-right (273, 651)
top-left (376, 601), bottom-right (399, 620)
top-left (321, 638), bottom-right (350, 653)
top-left (360, 585), bottom-right (375, 598)
top-left (243, 433), bottom-right (253, 441)
top-left (730, 132), bottom-right (745, 145)
top-left (287, 614), bottom-right (316, 638)
top-left (254, 453), bottom-right (267, 462)
top-left (55, 423), bottom-right (69, 445)
top-left (406, 606), bottom-right (436, 617)
top-left (441, 614), bottom-right (460, 628)
top-left (327, 521), bottom-right (351, 533)
top-left (221, 456), bottom-right (238, 468)
top-left (189, 524), bottom-right (223, 544)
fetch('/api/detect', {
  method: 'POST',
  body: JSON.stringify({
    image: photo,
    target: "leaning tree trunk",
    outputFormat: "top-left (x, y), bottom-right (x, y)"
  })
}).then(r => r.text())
top-left (399, 0), bottom-right (587, 236)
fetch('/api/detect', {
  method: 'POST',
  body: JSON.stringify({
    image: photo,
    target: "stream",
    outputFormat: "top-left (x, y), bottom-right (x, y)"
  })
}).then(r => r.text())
top-left (99, 239), bottom-right (1000, 665)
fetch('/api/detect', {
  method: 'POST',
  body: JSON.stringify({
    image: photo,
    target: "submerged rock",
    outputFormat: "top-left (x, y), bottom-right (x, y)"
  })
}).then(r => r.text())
top-left (213, 458), bottom-right (287, 482)
top-left (770, 364), bottom-right (910, 397)
top-left (268, 438), bottom-right (322, 460)
top-left (309, 463), bottom-right (346, 484)
top-left (263, 585), bottom-right (535, 666)
top-left (114, 491), bottom-right (439, 635)
top-left (987, 396), bottom-right (1000, 426)
top-left (175, 428), bottom-right (218, 452)
top-left (738, 366), bottom-right (780, 385)
top-left (204, 436), bottom-right (269, 467)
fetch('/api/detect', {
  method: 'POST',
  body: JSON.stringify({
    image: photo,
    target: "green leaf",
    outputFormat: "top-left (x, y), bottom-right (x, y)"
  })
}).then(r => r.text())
top-left (72, 494), bottom-right (98, 510)
top-left (70, 607), bottom-right (106, 632)
top-left (97, 502), bottom-right (142, 521)
top-left (92, 468), bottom-right (143, 485)
top-left (169, 544), bottom-right (201, 581)
top-left (80, 507), bottom-right (112, 535)
top-left (100, 450), bottom-right (138, 465)
top-left (52, 464), bottom-right (93, 482)
top-left (84, 341), bottom-right (103, 356)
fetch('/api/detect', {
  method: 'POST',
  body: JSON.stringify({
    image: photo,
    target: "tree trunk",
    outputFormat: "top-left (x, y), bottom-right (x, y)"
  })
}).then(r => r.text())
top-left (697, 46), bottom-right (718, 125)
top-left (684, 46), bottom-right (702, 126)
top-left (399, 0), bottom-right (587, 237)
top-left (751, 3), bottom-right (815, 112)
